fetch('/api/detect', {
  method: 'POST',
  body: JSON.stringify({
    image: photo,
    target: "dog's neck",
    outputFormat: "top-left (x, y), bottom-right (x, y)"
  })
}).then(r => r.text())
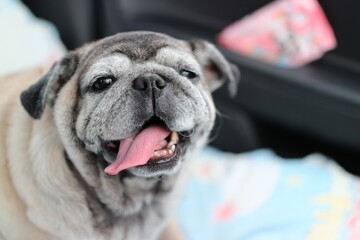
top-left (65, 153), bottom-right (116, 229)
top-left (63, 150), bottom-right (181, 235)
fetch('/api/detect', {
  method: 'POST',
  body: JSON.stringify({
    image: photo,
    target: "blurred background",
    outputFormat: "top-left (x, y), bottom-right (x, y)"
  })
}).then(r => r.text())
top-left (1, 0), bottom-right (360, 239)
top-left (18, 0), bottom-right (360, 175)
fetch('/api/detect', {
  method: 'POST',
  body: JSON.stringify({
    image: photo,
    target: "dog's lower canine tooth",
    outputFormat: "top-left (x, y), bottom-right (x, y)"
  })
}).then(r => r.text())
top-left (167, 132), bottom-right (179, 147)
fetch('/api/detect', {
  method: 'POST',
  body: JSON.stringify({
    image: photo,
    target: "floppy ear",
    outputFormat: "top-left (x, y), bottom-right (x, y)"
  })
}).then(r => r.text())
top-left (190, 40), bottom-right (240, 97)
top-left (20, 52), bottom-right (79, 119)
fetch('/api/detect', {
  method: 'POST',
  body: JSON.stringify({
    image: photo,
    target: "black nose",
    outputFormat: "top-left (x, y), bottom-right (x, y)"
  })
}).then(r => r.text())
top-left (132, 74), bottom-right (166, 91)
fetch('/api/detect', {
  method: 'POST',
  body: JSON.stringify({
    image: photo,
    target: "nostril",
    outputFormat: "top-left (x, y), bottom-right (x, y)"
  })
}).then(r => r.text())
top-left (155, 78), bottom-right (166, 89)
top-left (132, 77), bottom-right (148, 91)
top-left (132, 75), bottom-right (167, 91)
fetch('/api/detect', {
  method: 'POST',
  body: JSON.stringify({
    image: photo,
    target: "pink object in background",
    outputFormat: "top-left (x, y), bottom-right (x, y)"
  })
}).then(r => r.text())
top-left (218, 0), bottom-right (337, 67)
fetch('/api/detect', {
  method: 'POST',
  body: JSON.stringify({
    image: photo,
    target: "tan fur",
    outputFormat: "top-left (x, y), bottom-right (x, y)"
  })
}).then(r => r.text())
top-left (0, 32), bottom-right (238, 240)
top-left (0, 68), bottom-right (182, 239)
top-left (0, 67), bottom-right (55, 239)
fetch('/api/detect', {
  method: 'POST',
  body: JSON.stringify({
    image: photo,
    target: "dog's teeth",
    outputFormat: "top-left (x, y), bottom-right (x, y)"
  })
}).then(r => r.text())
top-left (167, 145), bottom-right (175, 155)
top-left (150, 145), bottom-right (176, 161)
top-left (167, 132), bottom-right (179, 147)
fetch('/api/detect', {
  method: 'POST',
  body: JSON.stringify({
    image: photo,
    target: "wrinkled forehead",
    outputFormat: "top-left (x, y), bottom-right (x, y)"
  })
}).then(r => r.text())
top-left (79, 32), bottom-right (199, 77)
top-left (84, 32), bottom-right (192, 62)
top-left (80, 48), bottom-right (201, 84)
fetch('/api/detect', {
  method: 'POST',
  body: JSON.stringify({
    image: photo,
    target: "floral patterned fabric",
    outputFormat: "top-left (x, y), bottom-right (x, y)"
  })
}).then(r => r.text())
top-left (178, 147), bottom-right (360, 240)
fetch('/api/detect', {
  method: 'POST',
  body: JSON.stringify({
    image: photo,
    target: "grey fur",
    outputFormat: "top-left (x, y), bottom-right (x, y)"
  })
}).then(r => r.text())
top-left (14, 31), bottom-right (240, 239)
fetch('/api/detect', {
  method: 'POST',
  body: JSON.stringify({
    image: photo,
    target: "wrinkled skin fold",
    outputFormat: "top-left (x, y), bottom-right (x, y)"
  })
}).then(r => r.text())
top-left (0, 31), bottom-right (239, 240)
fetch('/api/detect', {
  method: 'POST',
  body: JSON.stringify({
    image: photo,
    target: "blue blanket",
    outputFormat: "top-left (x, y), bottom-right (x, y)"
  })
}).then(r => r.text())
top-left (178, 147), bottom-right (360, 240)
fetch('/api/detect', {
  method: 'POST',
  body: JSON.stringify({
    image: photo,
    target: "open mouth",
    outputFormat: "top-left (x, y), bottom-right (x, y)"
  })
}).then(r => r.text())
top-left (101, 117), bottom-right (192, 175)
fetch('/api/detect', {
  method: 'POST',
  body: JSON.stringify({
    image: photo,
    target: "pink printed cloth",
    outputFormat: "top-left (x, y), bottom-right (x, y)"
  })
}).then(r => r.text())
top-left (218, 0), bottom-right (337, 67)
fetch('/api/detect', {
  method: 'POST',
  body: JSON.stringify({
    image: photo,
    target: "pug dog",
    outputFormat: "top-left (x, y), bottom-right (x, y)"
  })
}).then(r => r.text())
top-left (0, 31), bottom-right (239, 240)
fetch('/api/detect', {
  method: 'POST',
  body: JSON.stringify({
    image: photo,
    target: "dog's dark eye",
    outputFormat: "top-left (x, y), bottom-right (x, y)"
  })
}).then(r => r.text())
top-left (180, 69), bottom-right (197, 79)
top-left (92, 77), bottom-right (114, 91)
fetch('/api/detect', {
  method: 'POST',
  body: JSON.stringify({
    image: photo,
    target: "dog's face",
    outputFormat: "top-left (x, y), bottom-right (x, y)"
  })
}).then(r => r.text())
top-left (21, 32), bottom-right (239, 179)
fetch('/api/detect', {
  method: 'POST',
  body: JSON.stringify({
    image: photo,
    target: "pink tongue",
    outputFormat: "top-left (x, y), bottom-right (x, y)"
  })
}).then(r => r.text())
top-left (104, 125), bottom-right (171, 175)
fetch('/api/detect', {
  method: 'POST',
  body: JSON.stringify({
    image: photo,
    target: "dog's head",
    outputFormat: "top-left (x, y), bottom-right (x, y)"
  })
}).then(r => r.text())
top-left (21, 31), bottom-right (239, 178)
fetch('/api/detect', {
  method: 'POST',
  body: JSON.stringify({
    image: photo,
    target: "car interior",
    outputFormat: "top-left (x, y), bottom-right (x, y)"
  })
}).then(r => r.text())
top-left (23, 0), bottom-right (360, 175)
top-left (0, 0), bottom-right (358, 239)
